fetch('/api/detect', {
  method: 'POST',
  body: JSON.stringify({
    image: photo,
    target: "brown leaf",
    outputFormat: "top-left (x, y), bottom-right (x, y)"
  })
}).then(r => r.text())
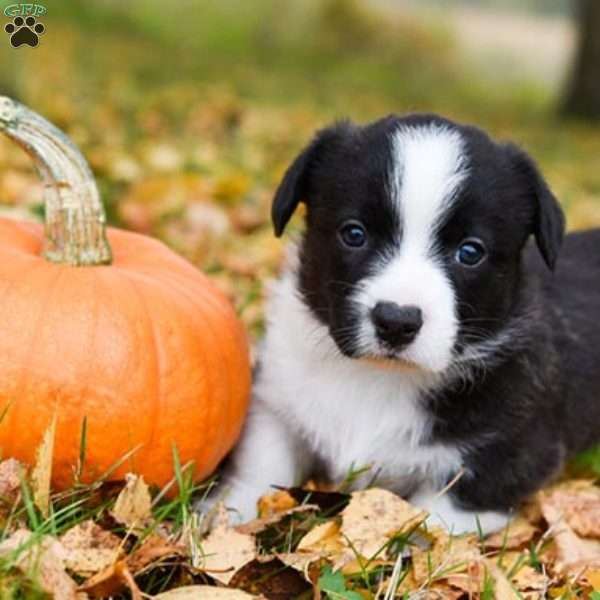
top-left (286, 486), bottom-right (350, 515)
top-left (229, 557), bottom-right (312, 600)
top-left (340, 488), bottom-right (426, 559)
top-left (412, 527), bottom-right (481, 586)
top-left (154, 586), bottom-right (260, 599)
top-left (237, 504), bottom-right (318, 536)
top-left (257, 490), bottom-right (298, 518)
top-left (78, 560), bottom-right (142, 599)
top-left (198, 504), bottom-right (256, 584)
top-left (0, 457), bottom-right (24, 505)
top-left (60, 520), bottom-right (122, 577)
top-left (127, 533), bottom-right (186, 574)
top-left (0, 529), bottom-right (84, 600)
top-left (31, 414), bottom-right (56, 518)
top-left (485, 517), bottom-right (538, 550)
top-left (110, 473), bottom-right (152, 531)
top-left (296, 520), bottom-right (344, 555)
top-left (542, 481), bottom-right (600, 538)
top-left (487, 560), bottom-right (521, 599)
top-left (540, 489), bottom-right (600, 572)
top-left (276, 552), bottom-right (323, 579)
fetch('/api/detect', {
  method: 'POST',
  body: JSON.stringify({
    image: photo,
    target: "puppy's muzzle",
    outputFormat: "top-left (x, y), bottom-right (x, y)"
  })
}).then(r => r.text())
top-left (371, 302), bottom-right (423, 348)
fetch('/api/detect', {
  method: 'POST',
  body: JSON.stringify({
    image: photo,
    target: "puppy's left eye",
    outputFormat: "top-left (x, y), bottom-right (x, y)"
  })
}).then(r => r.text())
top-left (456, 239), bottom-right (487, 267)
top-left (339, 222), bottom-right (367, 248)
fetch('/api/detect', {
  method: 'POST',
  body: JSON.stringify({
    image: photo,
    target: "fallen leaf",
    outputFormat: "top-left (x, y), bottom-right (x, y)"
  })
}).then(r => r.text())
top-left (0, 457), bottom-right (24, 505)
top-left (340, 488), bottom-right (426, 559)
top-left (230, 557), bottom-right (312, 599)
top-left (285, 486), bottom-right (351, 515)
top-left (487, 560), bottom-right (521, 599)
top-left (126, 533), bottom-right (186, 574)
top-left (0, 528), bottom-right (83, 600)
top-left (110, 473), bottom-right (152, 531)
top-left (540, 490), bottom-right (600, 572)
top-left (60, 520), bottom-right (122, 577)
top-left (276, 551), bottom-right (323, 578)
top-left (485, 517), bottom-right (538, 550)
top-left (79, 560), bottom-right (141, 599)
top-left (257, 490), bottom-right (298, 517)
top-left (236, 504), bottom-right (318, 535)
top-left (412, 527), bottom-right (481, 586)
top-left (31, 414), bottom-right (56, 518)
top-left (199, 504), bottom-right (256, 584)
top-left (296, 520), bottom-right (344, 554)
top-left (154, 586), bottom-right (260, 599)
top-left (542, 481), bottom-right (600, 538)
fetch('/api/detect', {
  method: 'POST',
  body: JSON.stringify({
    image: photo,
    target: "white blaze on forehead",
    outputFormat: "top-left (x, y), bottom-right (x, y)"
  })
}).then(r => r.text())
top-left (354, 124), bottom-right (469, 373)
top-left (390, 124), bottom-right (468, 252)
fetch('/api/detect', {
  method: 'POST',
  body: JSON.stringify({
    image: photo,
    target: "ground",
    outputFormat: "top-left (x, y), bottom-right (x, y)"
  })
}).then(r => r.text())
top-left (0, 1), bottom-right (599, 597)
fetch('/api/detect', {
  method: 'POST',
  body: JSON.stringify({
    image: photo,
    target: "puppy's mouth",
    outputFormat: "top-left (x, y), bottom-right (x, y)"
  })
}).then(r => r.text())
top-left (359, 353), bottom-right (421, 372)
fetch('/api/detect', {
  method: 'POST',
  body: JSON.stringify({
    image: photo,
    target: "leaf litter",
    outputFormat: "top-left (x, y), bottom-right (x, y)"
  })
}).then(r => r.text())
top-left (4, 438), bottom-right (600, 598)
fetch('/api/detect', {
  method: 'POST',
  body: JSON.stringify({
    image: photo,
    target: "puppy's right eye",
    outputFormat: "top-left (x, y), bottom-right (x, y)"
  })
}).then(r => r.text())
top-left (339, 222), bottom-right (367, 248)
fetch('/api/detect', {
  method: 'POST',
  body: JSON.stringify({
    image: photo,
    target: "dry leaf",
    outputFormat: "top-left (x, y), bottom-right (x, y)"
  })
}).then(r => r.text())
top-left (0, 457), bottom-right (24, 504)
top-left (236, 504), bottom-right (318, 535)
top-left (60, 520), bottom-right (122, 577)
top-left (583, 566), bottom-right (600, 589)
top-left (198, 504), bottom-right (256, 584)
top-left (487, 560), bottom-right (521, 599)
top-left (297, 520), bottom-right (344, 554)
top-left (126, 533), bottom-right (185, 574)
top-left (542, 481), bottom-right (600, 538)
top-left (257, 489), bottom-right (298, 517)
top-left (154, 586), bottom-right (259, 599)
top-left (485, 517), bottom-right (538, 550)
top-left (229, 557), bottom-right (312, 598)
top-left (31, 414), bottom-right (56, 518)
top-left (0, 529), bottom-right (83, 600)
top-left (412, 527), bottom-right (481, 585)
top-left (277, 551), bottom-right (323, 577)
top-left (340, 488), bottom-right (426, 559)
top-left (79, 560), bottom-right (141, 599)
top-left (540, 490), bottom-right (600, 572)
top-left (111, 473), bottom-right (152, 530)
top-left (510, 563), bottom-right (548, 592)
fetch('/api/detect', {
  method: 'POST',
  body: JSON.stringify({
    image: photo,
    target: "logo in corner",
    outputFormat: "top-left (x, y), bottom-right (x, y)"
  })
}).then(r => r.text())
top-left (4, 4), bottom-right (46, 47)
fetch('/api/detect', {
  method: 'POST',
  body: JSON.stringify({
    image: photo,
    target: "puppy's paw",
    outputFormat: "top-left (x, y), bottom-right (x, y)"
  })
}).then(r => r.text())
top-left (411, 489), bottom-right (510, 536)
top-left (194, 479), bottom-right (263, 525)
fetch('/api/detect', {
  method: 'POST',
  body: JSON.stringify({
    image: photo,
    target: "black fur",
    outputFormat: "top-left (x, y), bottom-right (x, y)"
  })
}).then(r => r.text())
top-left (270, 113), bottom-right (600, 514)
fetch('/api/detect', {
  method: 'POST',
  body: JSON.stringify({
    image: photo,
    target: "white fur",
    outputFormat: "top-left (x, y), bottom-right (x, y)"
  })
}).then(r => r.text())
top-left (216, 266), bottom-right (462, 523)
top-left (411, 486), bottom-right (510, 535)
top-left (354, 125), bottom-right (468, 372)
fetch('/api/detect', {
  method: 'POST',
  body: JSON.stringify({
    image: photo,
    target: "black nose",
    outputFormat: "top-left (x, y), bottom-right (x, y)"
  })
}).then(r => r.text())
top-left (371, 302), bottom-right (423, 347)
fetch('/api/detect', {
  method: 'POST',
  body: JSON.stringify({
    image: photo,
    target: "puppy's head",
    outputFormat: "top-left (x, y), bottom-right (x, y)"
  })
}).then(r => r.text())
top-left (272, 114), bottom-right (565, 373)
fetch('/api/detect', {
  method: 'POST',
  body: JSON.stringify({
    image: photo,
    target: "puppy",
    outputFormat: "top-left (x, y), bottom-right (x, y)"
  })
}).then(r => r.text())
top-left (213, 113), bottom-right (600, 534)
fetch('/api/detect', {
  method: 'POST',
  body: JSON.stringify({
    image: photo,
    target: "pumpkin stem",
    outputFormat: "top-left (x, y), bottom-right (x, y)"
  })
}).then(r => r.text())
top-left (0, 96), bottom-right (112, 266)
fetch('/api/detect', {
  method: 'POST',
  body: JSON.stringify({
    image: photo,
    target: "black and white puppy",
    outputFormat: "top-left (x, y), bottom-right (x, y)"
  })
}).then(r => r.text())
top-left (215, 113), bottom-right (600, 534)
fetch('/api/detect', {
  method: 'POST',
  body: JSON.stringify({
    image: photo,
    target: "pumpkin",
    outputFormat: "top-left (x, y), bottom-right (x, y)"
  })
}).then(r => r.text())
top-left (0, 96), bottom-right (251, 491)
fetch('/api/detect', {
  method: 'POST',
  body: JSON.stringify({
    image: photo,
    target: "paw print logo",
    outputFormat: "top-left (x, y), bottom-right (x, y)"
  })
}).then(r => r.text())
top-left (4, 16), bottom-right (45, 48)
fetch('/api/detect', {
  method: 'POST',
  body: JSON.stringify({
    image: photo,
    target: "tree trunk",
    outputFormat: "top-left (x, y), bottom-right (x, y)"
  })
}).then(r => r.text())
top-left (562, 0), bottom-right (600, 119)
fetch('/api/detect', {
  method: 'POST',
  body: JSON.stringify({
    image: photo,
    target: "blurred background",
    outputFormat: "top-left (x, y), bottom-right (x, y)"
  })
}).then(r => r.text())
top-left (0, 0), bottom-right (598, 339)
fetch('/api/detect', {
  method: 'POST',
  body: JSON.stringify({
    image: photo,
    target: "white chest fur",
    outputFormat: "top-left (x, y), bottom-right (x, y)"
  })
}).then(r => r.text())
top-left (254, 267), bottom-right (463, 495)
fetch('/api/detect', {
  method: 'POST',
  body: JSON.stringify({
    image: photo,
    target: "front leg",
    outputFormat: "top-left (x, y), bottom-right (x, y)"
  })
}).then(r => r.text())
top-left (410, 485), bottom-right (510, 535)
top-left (411, 435), bottom-right (564, 535)
top-left (205, 401), bottom-right (310, 522)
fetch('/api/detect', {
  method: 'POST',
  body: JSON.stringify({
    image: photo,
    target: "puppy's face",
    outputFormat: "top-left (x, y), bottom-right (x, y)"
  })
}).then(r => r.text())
top-left (273, 115), bottom-right (564, 374)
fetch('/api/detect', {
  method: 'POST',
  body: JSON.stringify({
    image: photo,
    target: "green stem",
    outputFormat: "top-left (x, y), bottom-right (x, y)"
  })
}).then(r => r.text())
top-left (0, 96), bottom-right (111, 266)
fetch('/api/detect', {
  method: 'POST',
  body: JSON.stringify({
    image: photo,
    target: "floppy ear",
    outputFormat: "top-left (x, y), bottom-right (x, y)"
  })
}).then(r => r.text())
top-left (507, 145), bottom-right (565, 270)
top-left (272, 124), bottom-right (347, 237)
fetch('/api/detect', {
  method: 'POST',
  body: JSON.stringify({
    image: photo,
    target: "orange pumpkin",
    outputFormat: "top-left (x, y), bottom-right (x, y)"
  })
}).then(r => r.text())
top-left (0, 96), bottom-right (251, 491)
